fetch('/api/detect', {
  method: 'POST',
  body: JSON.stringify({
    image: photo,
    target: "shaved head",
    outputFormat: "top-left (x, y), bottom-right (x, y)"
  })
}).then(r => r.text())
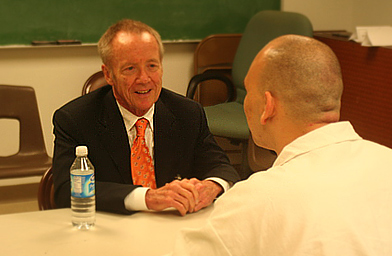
top-left (255, 35), bottom-right (343, 123)
top-left (244, 35), bottom-right (344, 152)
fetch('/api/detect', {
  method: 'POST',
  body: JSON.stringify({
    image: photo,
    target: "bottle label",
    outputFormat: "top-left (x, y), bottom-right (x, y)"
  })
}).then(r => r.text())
top-left (71, 173), bottom-right (95, 198)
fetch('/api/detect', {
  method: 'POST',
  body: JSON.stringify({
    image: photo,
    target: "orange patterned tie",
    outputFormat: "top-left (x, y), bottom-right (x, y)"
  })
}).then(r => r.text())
top-left (131, 118), bottom-right (156, 188)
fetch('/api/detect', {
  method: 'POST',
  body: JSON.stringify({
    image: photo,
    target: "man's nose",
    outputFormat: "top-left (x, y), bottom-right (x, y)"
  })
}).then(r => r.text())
top-left (136, 68), bottom-right (151, 83)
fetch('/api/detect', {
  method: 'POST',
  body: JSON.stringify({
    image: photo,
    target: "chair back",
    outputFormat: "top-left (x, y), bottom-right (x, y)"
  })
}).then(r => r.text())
top-left (232, 10), bottom-right (313, 104)
top-left (193, 34), bottom-right (242, 75)
top-left (82, 71), bottom-right (107, 95)
top-left (192, 34), bottom-right (242, 106)
top-left (0, 85), bottom-right (51, 178)
top-left (38, 167), bottom-right (56, 210)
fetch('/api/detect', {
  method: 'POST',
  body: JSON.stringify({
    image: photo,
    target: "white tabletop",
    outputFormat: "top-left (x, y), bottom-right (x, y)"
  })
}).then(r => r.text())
top-left (0, 206), bottom-right (214, 255)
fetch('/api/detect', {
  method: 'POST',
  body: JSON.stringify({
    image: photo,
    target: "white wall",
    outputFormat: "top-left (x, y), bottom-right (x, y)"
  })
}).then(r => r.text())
top-left (282, 0), bottom-right (392, 32)
top-left (282, 0), bottom-right (354, 31)
top-left (352, 0), bottom-right (392, 29)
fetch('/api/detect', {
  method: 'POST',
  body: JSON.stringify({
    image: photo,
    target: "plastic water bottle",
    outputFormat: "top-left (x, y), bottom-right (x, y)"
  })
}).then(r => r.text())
top-left (70, 145), bottom-right (96, 229)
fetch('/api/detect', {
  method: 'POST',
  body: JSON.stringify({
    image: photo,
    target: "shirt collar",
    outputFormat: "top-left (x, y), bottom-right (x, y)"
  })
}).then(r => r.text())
top-left (273, 121), bottom-right (362, 167)
top-left (116, 102), bottom-right (155, 132)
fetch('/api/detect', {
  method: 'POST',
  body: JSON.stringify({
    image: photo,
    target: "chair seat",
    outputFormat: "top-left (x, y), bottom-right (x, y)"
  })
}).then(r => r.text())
top-left (204, 101), bottom-right (249, 140)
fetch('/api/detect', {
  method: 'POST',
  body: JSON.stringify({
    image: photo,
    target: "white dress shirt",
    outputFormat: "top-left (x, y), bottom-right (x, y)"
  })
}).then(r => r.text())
top-left (169, 122), bottom-right (392, 255)
top-left (116, 102), bottom-right (230, 211)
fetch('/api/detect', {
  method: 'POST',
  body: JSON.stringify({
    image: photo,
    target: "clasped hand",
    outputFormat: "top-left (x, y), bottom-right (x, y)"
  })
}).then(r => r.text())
top-left (145, 178), bottom-right (222, 216)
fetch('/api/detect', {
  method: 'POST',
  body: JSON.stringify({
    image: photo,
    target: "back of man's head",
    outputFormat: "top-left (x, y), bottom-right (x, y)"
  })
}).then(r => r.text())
top-left (261, 35), bottom-right (343, 124)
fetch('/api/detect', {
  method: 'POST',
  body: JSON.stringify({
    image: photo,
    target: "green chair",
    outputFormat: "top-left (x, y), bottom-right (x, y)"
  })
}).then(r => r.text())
top-left (186, 10), bottom-right (313, 177)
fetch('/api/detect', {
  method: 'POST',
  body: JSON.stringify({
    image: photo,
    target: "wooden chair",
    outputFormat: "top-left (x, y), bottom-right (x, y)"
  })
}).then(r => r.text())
top-left (81, 71), bottom-right (107, 95)
top-left (37, 167), bottom-right (56, 210)
top-left (190, 33), bottom-right (242, 106)
top-left (0, 84), bottom-right (52, 179)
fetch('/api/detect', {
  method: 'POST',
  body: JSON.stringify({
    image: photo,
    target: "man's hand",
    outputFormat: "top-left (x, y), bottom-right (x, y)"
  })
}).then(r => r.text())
top-left (192, 179), bottom-right (223, 212)
top-left (145, 179), bottom-right (199, 216)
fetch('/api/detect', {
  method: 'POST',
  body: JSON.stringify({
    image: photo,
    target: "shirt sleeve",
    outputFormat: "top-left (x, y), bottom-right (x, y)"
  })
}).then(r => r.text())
top-left (206, 177), bottom-right (231, 194)
top-left (170, 219), bottom-right (231, 256)
top-left (124, 187), bottom-right (150, 211)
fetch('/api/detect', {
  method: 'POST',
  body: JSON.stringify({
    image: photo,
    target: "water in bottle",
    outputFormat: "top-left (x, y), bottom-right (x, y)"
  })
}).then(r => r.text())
top-left (70, 145), bottom-right (96, 230)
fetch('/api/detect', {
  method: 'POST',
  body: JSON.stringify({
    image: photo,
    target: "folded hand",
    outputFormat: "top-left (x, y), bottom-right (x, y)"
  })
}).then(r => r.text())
top-left (145, 179), bottom-right (199, 216)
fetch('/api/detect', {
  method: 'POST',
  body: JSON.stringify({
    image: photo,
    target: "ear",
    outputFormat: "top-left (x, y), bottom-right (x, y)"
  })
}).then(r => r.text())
top-left (260, 91), bottom-right (276, 125)
top-left (102, 64), bottom-right (114, 86)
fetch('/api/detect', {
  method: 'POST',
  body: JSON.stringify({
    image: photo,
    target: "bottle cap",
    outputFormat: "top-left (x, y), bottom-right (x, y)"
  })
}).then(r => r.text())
top-left (75, 146), bottom-right (88, 156)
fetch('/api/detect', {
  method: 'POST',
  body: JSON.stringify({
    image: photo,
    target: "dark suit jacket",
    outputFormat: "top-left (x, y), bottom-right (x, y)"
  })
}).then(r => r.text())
top-left (52, 86), bottom-right (240, 214)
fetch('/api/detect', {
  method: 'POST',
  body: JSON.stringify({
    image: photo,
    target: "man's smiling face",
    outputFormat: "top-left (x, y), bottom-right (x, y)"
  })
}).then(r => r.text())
top-left (103, 31), bottom-right (163, 117)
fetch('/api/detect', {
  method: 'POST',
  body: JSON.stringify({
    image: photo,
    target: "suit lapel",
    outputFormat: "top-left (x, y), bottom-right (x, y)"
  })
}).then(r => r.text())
top-left (154, 97), bottom-right (178, 186)
top-left (97, 90), bottom-right (131, 183)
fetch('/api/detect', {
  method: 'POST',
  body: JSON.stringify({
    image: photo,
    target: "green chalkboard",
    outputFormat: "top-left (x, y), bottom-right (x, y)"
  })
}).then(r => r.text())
top-left (0, 0), bottom-right (280, 46)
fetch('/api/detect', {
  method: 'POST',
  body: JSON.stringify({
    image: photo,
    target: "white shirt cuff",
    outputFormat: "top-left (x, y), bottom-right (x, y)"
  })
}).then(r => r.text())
top-left (124, 187), bottom-right (150, 211)
top-left (206, 177), bottom-right (230, 194)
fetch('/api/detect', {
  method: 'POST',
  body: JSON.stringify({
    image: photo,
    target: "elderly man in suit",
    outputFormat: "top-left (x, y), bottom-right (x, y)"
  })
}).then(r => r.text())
top-left (52, 19), bottom-right (240, 215)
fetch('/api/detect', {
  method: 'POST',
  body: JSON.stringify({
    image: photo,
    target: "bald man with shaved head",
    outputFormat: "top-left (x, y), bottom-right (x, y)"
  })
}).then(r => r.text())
top-left (168, 35), bottom-right (392, 256)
